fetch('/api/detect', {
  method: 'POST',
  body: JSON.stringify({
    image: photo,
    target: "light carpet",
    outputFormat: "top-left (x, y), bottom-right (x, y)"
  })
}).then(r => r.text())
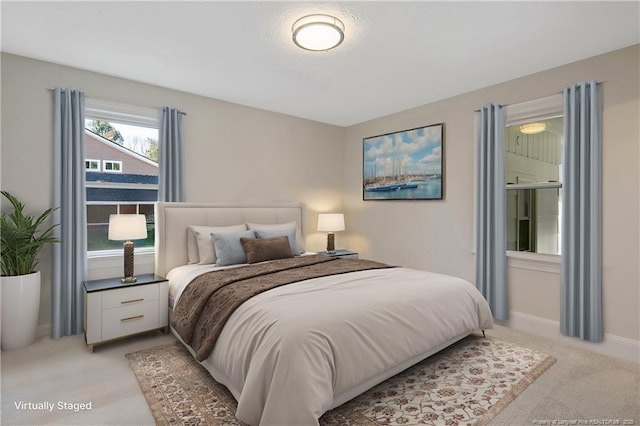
top-left (126, 334), bottom-right (555, 425)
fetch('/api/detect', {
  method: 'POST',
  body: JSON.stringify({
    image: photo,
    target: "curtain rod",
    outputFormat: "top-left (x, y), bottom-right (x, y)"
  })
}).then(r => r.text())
top-left (473, 91), bottom-right (562, 113)
top-left (473, 81), bottom-right (605, 113)
top-left (47, 88), bottom-right (187, 115)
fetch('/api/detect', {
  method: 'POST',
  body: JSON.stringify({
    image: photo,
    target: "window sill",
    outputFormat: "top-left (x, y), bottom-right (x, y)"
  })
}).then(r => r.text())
top-left (507, 251), bottom-right (560, 274)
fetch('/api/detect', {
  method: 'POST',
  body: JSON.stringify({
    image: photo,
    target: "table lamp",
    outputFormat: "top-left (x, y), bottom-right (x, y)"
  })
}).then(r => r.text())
top-left (108, 214), bottom-right (147, 283)
top-left (317, 213), bottom-right (345, 254)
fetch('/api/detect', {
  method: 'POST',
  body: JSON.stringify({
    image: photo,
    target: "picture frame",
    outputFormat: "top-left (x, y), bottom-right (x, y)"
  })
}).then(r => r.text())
top-left (363, 123), bottom-right (444, 200)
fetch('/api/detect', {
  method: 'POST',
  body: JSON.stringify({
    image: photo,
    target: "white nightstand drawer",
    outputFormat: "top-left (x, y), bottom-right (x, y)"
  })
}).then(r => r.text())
top-left (102, 283), bottom-right (159, 309)
top-left (101, 301), bottom-right (159, 341)
top-left (84, 275), bottom-right (169, 350)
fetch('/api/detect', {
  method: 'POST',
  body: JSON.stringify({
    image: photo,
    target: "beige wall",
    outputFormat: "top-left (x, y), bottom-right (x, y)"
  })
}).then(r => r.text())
top-left (2, 46), bottom-right (638, 343)
top-left (343, 45), bottom-right (640, 341)
top-left (1, 53), bottom-right (345, 329)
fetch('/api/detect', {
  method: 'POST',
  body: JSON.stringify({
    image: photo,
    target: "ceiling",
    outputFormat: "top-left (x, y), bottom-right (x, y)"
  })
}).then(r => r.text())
top-left (1, 2), bottom-right (638, 127)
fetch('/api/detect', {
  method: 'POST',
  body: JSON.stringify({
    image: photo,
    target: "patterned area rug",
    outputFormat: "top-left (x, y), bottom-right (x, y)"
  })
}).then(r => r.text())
top-left (126, 334), bottom-right (555, 425)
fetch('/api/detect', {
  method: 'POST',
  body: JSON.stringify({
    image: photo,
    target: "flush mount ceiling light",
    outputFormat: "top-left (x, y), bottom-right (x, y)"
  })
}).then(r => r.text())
top-left (519, 122), bottom-right (547, 135)
top-left (292, 14), bottom-right (345, 51)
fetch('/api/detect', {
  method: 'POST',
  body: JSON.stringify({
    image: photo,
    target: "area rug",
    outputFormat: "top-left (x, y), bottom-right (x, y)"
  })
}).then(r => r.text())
top-left (126, 334), bottom-right (555, 425)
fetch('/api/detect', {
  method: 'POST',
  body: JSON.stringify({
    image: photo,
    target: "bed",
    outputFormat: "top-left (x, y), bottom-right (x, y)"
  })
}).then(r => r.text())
top-left (155, 201), bottom-right (494, 426)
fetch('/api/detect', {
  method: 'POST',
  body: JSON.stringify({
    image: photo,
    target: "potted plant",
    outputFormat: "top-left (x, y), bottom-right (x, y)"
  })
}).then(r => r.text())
top-left (1, 190), bottom-right (58, 350)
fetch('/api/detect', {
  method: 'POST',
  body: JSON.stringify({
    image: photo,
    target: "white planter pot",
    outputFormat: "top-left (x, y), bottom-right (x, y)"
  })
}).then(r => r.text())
top-left (1, 271), bottom-right (41, 351)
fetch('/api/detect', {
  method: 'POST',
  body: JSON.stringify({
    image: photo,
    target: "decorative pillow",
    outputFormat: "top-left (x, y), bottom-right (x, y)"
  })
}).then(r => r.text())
top-left (211, 230), bottom-right (256, 266)
top-left (247, 221), bottom-right (305, 254)
top-left (241, 236), bottom-right (293, 264)
top-left (254, 228), bottom-right (300, 256)
top-left (187, 224), bottom-right (247, 265)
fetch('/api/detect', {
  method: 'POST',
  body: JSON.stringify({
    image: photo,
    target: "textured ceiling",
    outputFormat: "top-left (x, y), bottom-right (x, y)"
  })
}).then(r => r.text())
top-left (1, 1), bottom-right (638, 127)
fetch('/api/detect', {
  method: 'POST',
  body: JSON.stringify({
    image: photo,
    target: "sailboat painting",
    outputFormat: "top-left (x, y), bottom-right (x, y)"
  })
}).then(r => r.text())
top-left (363, 123), bottom-right (444, 200)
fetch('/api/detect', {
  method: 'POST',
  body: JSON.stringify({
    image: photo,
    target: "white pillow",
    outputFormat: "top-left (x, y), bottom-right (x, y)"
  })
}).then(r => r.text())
top-left (246, 221), bottom-right (305, 254)
top-left (187, 224), bottom-right (247, 265)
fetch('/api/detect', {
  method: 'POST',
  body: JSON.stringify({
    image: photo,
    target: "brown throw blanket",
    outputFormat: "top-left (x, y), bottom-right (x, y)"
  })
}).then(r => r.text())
top-left (172, 255), bottom-right (392, 361)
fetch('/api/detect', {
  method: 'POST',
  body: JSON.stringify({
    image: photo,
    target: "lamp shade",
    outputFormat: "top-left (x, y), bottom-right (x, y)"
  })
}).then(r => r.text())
top-left (317, 213), bottom-right (345, 232)
top-left (108, 214), bottom-right (147, 241)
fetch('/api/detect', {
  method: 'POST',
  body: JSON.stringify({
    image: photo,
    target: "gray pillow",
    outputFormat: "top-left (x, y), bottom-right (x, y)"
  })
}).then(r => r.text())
top-left (247, 222), bottom-right (305, 254)
top-left (211, 230), bottom-right (256, 266)
top-left (241, 236), bottom-right (293, 264)
top-left (188, 224), bottom-right (247, 264)
top-left (254, 228), bottom-right (300, 256)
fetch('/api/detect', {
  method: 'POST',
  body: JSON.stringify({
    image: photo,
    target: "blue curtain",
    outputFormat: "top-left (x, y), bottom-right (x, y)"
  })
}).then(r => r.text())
top-left (475, 104), bottom-right (508, 320)
top-left (159, 107), bottom-right (185, 202)
top-left (561, 81), bottom-right (603, 342)
top-left (52, 88), bottom-right (87, 338)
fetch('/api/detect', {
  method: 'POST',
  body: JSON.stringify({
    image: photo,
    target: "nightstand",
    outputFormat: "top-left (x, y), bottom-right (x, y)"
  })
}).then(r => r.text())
top-left (83, 273), bottom-right (169, 351)
top-left (318, 249), bottom-right (359, 259)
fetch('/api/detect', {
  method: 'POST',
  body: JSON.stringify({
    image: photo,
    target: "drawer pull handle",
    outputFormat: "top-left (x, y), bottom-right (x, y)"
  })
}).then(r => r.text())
top-left (121, 298), bottom-right (144, 304)
top-left (121, 315), bottom-right (144, 322)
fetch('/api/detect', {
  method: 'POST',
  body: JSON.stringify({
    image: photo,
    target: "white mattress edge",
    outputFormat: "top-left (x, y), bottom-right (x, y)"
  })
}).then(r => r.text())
top-left (170, 326), bottom-right (244, 402)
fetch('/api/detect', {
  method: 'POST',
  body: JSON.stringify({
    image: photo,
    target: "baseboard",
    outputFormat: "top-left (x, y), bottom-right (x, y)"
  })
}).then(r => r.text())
top-left (498, 311), bottom-right (639, 364)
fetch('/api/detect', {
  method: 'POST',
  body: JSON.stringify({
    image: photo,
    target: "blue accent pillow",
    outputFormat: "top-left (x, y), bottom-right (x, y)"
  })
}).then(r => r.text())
top-left (254, 227), bottom-right (300, 256)
top-left (211, 230), bottom-right (256, 266)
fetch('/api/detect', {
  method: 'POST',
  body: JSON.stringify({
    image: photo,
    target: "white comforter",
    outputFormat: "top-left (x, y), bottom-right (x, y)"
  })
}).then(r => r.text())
top-left (171, 265), bottom-right (494, 426)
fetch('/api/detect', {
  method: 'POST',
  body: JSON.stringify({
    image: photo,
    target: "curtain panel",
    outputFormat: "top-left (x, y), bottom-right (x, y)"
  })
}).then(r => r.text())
top-left (159, 107), bottom-right (185, 202)
top-left (475, 104), bottom-right (508, 320)
top-left (52, 87), bottom-right (87, 338)
top-left (561, 81), bottom-right (603, 342)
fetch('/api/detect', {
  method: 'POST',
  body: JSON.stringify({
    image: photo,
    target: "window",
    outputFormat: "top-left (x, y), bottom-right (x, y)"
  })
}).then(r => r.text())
top-left (85, 159), bottom-right (100, 171)
top-left (103, 160), bottom-right (122, 173)
top-left (85, 99), bottom-right (159, 252)
top-left (505, 94), bottom-right (563, 256)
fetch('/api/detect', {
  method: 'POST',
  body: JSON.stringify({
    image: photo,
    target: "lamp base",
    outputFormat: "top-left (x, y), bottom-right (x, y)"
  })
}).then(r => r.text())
top-left (122, 241), bottom-right (137, 284)
top-left (326, 233), bottom-right (335, 254)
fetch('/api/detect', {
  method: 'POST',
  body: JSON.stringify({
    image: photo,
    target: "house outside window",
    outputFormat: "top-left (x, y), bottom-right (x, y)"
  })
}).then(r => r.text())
top-left (85, 99), bottom-right (160, 252)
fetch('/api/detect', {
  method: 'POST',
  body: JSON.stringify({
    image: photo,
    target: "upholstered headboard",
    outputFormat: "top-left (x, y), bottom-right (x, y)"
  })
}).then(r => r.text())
top-left (154, 202), bottom-right (306, 276)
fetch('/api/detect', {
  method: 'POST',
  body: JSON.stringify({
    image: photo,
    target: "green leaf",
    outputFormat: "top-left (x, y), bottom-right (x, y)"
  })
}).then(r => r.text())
top-left (1, 191), bottom-right (59, 276)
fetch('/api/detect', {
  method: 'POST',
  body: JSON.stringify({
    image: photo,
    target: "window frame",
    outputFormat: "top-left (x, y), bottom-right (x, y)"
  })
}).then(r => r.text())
top-left (102, 160), bottom-right (123, 173)
top-left (504, 93), bottom-right (563, 272)
top-left (85, 159), bottom-right (100, 171)
top-left (473, 94), bottom-right (563, 273)
top-left (84, 98), bottom-right (160, 258)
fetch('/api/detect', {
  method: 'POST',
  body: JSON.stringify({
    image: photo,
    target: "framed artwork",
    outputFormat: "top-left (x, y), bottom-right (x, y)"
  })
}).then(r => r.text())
top-left (363, 123), bottom-right (444, 200)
